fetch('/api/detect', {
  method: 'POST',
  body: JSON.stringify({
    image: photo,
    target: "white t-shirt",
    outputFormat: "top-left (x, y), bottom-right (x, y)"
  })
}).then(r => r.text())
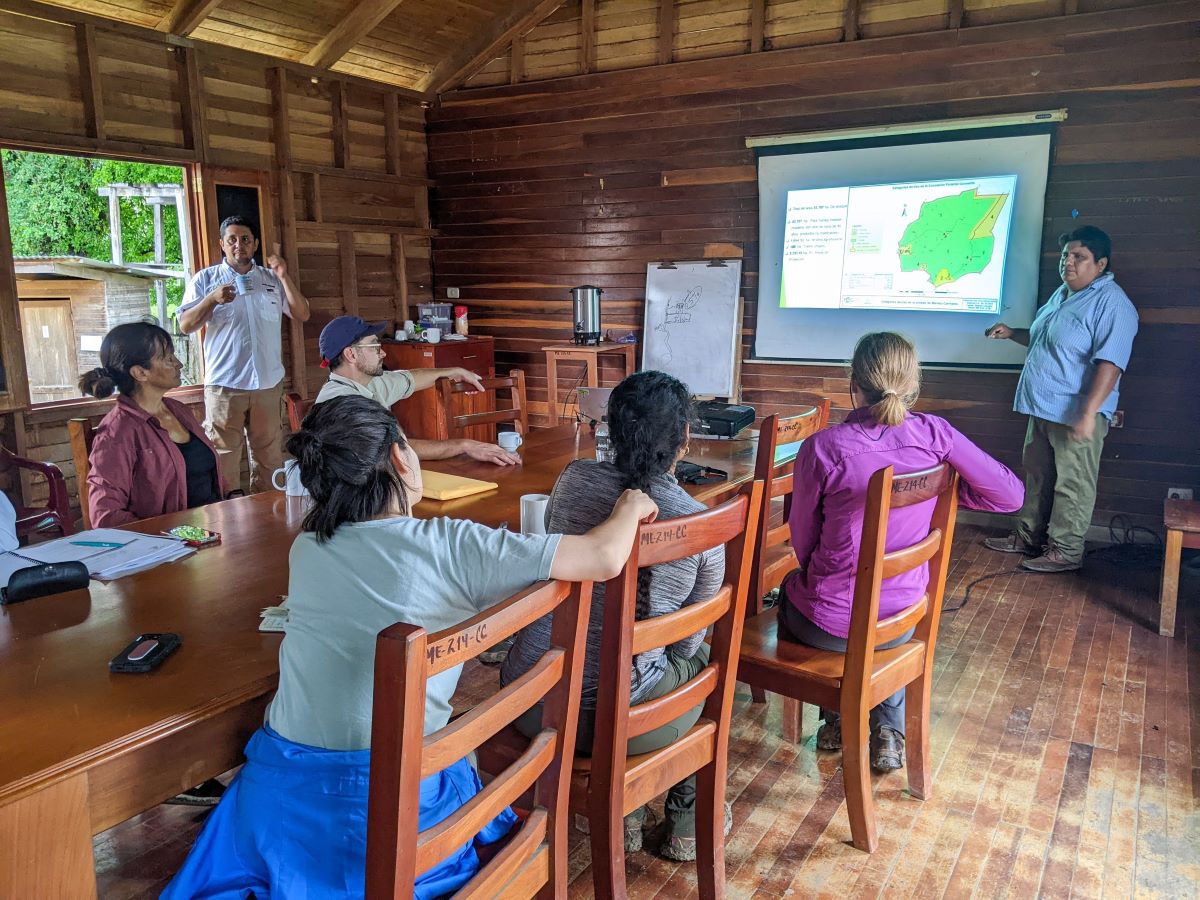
top-left (267, 516), bottom-right (561, 751)
top-left (179, 261), bottom-right (285, 391)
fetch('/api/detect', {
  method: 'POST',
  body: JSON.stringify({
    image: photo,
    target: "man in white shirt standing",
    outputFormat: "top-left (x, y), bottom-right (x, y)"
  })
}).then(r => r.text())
top-left (315, 316), bottom-right (519, 465)
top-left (179, 216), bottom-right (311, 493)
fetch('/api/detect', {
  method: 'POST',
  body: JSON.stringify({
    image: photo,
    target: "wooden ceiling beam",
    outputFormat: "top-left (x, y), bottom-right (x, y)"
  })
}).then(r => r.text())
top-left (949, 0), bottom-right (964, 29)
top-left (301, 0), bottom-right (409, 70)
top-left (157, 0), bottom-right (224, 36)
top-left (658, 0), bottom-right (674, 65)
top-left (581, 0), bottom-right (595, 73)
top-left (843, 0), bottom-right (861, 41)
top-left (0, 0), bottom-right (429, 98)
top-left (750, 0), bottom-right (766, 51)
top-left (428, 0), bottom-right (565, 94)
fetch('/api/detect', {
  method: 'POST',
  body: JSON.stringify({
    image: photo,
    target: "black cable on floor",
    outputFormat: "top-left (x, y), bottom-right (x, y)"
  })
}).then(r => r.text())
top-left (1084, 514), bottom-right (1163, 570)
top-left (944, 515), bottom-right (1166, 615)
top-left (943, 569), bottom-right (1019, 615)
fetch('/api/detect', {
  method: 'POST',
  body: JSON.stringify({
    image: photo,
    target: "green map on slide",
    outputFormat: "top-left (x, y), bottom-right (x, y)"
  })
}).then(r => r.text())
top-left (897, 188), bottom-right (1010, 286)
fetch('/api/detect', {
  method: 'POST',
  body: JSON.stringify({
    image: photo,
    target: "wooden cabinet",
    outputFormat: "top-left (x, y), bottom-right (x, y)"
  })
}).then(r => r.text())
top-left (381, 336), bottom-right (495, 441)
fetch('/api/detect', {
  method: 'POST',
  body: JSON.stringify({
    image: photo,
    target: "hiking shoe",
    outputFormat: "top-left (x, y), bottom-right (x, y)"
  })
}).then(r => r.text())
top-left (983, 533), bottom-right (1037, 555)
top-left (1020, 546), bottom-right (1082, 573)
top-left (166, 778), bottom-right (226, 807)
top-left (816, 719), bottom-right (842, 751)
top-left (574, 806), bottom-right (658, 852)
top-left (659, 802), bottom-right (733, 862)
top-left (870, 726), bottom-right (905, 773)
top-left (477, 637), bottom-right (514, 666)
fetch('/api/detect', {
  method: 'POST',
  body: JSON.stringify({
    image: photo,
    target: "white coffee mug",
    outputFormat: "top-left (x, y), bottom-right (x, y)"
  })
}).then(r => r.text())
top-left (424, 327), bottom-right (442, 344)
top-left (497, 431), bottom-right (523, 453)
top-left (520, 494), bottom-right (549, 535)
top-left (272, 459), bottom-right (309, 497)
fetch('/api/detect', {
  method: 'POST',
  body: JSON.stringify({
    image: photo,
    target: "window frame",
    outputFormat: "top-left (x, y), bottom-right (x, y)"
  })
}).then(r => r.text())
top-left (0, 143), bottom-right (202, 413)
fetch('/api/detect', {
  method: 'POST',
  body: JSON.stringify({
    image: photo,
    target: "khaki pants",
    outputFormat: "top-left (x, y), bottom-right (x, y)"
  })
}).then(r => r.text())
top-left (1014, 414), bottom-right (1109, 564)
top-left (203, 383), bottom-right (284, 494)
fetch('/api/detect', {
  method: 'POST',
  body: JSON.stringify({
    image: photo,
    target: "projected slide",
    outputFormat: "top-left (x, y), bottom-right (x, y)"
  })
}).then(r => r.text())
top-left (780, 175), bottom-right (1017, 315)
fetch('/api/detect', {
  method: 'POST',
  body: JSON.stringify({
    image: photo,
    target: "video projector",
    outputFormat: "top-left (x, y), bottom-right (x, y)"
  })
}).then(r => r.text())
top-left (693, 401), bottom-right (755, 438)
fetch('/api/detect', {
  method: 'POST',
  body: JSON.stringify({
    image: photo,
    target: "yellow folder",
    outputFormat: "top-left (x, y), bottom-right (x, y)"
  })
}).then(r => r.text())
top-left (420, 470), bottom-right (499, 501)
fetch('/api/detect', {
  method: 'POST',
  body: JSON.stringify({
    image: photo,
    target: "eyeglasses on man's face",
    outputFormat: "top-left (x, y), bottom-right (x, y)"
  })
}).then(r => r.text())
top-left (351, 341), bottom-right (385, 354)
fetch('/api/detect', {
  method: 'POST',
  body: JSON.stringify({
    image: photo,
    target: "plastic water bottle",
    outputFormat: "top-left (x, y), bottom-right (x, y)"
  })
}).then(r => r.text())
top-left (594, 418), bottom-right (614, 463)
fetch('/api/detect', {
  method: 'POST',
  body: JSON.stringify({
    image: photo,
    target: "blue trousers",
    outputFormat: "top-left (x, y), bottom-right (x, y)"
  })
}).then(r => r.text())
top-left (161, 725), bottom-right (516, 899)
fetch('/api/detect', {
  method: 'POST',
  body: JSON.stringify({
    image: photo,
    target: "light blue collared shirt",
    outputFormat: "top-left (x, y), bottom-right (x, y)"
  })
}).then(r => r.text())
top-left (179, 261), bottom-right (285, 391)
top-left (1014, 273), bottom-right (1138, 426)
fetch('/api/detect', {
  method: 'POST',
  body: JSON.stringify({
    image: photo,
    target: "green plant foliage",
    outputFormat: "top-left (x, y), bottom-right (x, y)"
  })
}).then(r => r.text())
top-left (3, 149), bottom-right (188, 321)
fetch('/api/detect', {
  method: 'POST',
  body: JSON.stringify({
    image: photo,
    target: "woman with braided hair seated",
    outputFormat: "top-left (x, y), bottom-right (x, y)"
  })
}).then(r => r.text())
top-left (164, 395), bottom-right (658, 898)
top-left (502, 370), bottom-right (726, 862)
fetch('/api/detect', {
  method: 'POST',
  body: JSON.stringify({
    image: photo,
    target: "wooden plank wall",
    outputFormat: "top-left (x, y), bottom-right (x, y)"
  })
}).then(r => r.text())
top-left (427, 0), bottom-right (1200, 531)
top-left (0, 3), bottom-right (431, 517)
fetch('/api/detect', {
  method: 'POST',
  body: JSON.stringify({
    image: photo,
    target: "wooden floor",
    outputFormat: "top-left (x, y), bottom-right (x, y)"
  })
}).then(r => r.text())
top-left (95, 525), bottom-right (1198, 899)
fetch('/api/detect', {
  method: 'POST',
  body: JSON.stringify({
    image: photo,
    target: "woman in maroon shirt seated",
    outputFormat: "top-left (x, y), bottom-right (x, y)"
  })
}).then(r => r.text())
top-left (781, 332), bottom-right (1023, 772)
top-left (79, 322), bottom-right (225, 528)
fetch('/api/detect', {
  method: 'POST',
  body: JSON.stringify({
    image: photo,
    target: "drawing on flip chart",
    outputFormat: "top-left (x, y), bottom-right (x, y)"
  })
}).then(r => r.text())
top-left (654, 285), bottom-right (704, 362)
top-left (642, 260), bottom-right (743, 398)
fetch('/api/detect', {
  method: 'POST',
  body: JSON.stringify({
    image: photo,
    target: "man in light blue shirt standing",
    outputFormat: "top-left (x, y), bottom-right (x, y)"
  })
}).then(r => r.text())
top-left (179, 216), bottom-right (311, 493)
top-left (983, 226), bottom-right (1138, 572)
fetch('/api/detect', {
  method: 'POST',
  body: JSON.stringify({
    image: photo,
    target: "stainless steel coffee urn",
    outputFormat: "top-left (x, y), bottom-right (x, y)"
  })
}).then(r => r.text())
top-left (570, 285), bottom-right (603, 345)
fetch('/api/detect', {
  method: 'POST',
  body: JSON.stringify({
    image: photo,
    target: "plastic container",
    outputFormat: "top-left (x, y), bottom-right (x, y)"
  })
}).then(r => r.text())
top-left (594, 418), bottom-right (614, 463)
top-left (454, 305), bottom-right (468, 336)
top-left (417, 302), bottom-right (453, 331)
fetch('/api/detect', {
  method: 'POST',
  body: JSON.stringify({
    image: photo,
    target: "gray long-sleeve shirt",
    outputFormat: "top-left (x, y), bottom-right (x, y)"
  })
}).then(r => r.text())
top-left (500, 459), bottom-right (724, 709)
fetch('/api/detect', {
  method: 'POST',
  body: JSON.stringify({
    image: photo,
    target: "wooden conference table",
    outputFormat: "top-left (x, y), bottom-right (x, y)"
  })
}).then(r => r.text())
top-left (0, 423), bottom-right (759, 896)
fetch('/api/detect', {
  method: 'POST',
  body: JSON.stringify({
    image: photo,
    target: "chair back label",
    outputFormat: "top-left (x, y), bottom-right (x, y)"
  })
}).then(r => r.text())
top-left (889, 463), bottom-right (953, 507)
top-left (892, 473), bottom-right (932, 495)
top-left (427, 622), bottom-right (489, 666)
top-left (641, 522), bottom-right (688, 547)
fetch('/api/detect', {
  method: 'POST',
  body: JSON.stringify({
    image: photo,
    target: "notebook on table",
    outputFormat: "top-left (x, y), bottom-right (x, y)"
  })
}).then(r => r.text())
top-left (420, 470), bottom-right (499, 501)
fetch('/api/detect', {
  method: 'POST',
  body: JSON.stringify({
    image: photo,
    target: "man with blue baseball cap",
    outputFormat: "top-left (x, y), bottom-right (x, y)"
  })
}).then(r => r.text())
top-left (314, 316), bottom-right (519, 465)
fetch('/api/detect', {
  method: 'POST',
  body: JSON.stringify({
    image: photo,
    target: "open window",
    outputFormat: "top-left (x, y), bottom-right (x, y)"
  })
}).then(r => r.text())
top-left (0, 148), bottom-right (197, 408)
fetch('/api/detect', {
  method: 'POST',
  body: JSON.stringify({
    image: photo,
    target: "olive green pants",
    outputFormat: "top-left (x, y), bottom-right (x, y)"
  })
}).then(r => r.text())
top-left (515, 643), bottom-right (710, 836)
top-left (1014, 414), bottom-right (1109, 564)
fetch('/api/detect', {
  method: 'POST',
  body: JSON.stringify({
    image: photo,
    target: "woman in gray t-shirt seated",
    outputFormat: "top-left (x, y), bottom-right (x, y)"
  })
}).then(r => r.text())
top-left (164, 395), bottom-right (658, 899)
top-left (502, 371), bottom-right (726, 862)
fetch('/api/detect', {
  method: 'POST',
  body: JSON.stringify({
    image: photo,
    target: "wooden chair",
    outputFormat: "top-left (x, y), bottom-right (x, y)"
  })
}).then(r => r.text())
top-left (67, 418), bottom-right (96, 531)
top-left (479, 481), bottom-right (763, 898)
top-left (285, 391), bottom-right (314, 433)
top-left (0, 445), bottom-right (74, 540)
top-left (1160, 498), bottom-right (1200, 637)
top-left (738, 463), bottom-right (960, 853)
top-left (365, 577), bottom-right (593, 898)
top-left (436, 370), bottom-right (528, 441)
top-left (582, 481), bottom-right (761, 899)
top-left (746, 402), bottom-right (831, 732)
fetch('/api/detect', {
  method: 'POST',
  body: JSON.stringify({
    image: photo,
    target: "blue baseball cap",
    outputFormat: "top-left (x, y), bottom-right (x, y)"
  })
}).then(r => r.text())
top-left (319, 316), bottom-right (389, 368)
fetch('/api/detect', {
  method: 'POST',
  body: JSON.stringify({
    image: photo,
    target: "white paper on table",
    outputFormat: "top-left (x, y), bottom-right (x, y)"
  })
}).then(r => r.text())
top-left (19, 529), bottom-right (192, 578)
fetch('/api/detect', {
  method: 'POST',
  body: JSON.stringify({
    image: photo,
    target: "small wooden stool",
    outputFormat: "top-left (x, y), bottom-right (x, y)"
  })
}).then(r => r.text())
top-left (541, 341), bottom-right (636, 424)
top-left (1160, 499), bottom-right (1200, 637)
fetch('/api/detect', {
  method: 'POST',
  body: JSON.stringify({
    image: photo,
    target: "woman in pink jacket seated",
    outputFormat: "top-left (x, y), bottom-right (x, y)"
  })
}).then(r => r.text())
top-left (79, 322), bottom-right (225, 528)
top-left (780, 332), bottom-right (1023, 772)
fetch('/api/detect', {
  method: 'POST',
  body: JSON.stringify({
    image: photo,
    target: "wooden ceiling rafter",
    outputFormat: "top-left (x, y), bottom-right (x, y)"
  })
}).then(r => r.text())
top-left (0, 0), bottom-right (430, 99)
top-left (427, 0), bottom-right (566, 94)
top-left (157, 0), bottom-right (225, 37)
top-left (301, 0), bottom-right (411, 70)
